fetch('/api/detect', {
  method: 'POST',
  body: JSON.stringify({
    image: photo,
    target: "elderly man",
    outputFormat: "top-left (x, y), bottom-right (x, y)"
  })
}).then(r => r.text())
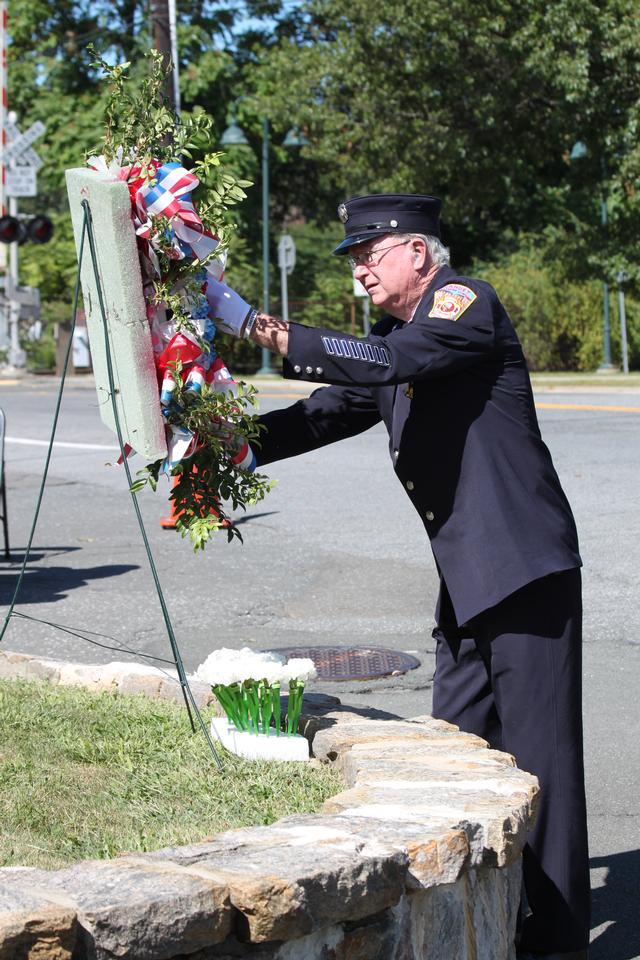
top-left (207, 194), bottom-right (590, 960)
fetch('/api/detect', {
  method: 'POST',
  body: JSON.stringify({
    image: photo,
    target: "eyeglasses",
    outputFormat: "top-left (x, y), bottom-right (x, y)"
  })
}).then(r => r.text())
top-left (347, 239), bottom-right (410, 270)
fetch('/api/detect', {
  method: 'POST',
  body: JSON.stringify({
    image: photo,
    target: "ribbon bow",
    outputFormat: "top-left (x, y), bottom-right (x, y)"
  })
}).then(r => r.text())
top-left (135, 162), bottom-right (225, 281)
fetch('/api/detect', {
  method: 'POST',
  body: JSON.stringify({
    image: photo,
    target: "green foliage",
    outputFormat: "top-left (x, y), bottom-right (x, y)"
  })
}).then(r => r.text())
top-left (132, 380), bottom-right (274, 552)
top-left (22, 331), bottom-right (57, 373)
top-left (472, 238), bottom-right (640, 370)
top-left (231, 219), bottom-right (366, 336)
top-left (8, 0), bottom-right (640, 373)
top-left (0, 678), bottom-right (341, 869)
top-left (283, 221), bottom-right (358, 330)
top-left (88, 47), bottom-right (252, 277)
top-left (249, 0), bottom-right (640, 276)
top-left (21, 300), bottom-right (73, 374)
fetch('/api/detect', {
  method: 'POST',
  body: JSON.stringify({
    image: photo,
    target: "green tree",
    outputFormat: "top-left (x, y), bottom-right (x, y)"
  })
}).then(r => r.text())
top-left (249, 0), bottom-right (640, 277)
top-left (7, 0), bottom-right (640, 370)
top-left (5, 0), bottom-right (271, 350)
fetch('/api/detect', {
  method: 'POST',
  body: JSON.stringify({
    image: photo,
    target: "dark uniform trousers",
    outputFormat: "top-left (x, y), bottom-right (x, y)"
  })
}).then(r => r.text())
top-left (432, 568), bottom-right (590, 954)
top-left (256, 265), bottom-right (591, 953)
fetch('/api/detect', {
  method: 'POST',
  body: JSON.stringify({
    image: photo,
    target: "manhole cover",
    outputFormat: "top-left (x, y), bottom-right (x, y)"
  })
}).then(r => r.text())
top-left (263, 646), bottom-right (421, 681)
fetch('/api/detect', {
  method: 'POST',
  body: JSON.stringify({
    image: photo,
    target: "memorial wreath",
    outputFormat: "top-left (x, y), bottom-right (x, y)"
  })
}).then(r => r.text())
top-left (86, 48), bottom-right (273, 551)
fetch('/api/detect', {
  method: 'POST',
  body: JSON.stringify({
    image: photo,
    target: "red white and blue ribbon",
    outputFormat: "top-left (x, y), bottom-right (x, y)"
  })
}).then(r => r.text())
top-left (87, 155), bottom-right (226, 281)
top-left (155, 334), bottom-right (255, 474)
top-left (134, 162), bottom-right (225, 281)
top-left (88, 152), bottom-right (254, 476)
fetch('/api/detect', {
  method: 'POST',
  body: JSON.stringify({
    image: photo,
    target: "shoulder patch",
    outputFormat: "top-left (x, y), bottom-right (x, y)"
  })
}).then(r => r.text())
top-left (428, 283), bottom-right (477, 322)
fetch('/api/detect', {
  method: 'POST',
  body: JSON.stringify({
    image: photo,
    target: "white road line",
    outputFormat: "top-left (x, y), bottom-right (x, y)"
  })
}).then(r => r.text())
top-left (6, 437), bottom-right (118, 451)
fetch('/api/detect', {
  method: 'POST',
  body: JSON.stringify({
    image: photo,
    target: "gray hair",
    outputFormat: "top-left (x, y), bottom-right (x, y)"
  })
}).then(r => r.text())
top-left (402, 233), bottom-right (450, 267)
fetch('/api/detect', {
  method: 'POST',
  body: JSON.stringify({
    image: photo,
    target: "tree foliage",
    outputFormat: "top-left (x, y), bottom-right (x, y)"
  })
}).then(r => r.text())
top-left (5, 0), bottom-right (640, 369)
top-left (250, 0), bottom-right (640, 279)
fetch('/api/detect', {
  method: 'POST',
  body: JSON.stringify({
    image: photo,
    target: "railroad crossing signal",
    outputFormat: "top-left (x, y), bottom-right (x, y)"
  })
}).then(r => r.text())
top-left (0, 214), bottom-right (53, 244)
top-left (0, 118), bottom-right (51, 244)
top-left (4, 119), bottom-right (44, 198)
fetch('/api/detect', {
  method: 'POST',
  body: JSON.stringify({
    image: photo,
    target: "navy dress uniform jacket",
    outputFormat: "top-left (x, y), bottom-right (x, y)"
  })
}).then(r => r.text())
top-left (255, 265), bottom-right (581, 626)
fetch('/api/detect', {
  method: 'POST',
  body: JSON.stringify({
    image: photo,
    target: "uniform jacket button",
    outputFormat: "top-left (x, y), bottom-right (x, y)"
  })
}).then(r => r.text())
top-left (293, 364), bottom-right (301, 373)
top-left (406, 480), bottom-right (414, 491)
top-left (393, 450), bottom-right (399, 461)
top-left (425, 510), bottom-right (434, 521)
top-left (315, 367), bottom-right (323, 376)
top-left (305, 365), bottom-right (313, 374)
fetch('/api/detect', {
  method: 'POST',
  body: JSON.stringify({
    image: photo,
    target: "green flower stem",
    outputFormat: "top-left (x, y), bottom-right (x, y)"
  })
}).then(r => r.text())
top-left (242, 680), bottom-right (261, 734)
top-left (258, 680), bottom-right (274, 734)
top-left (227, 685), bottom-right (249, 731)
top-left (213, 684), bottom-right (246, 731)
top-left (212, 684), bottom-right (235, 724)
top-left (286, 680), bottom-right (306, 736)
top-left (272, 681), bottom-right (281, 737)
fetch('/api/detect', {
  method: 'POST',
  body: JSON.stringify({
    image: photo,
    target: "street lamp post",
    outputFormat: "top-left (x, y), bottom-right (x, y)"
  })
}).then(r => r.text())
top-left (569, 140), bottom-right (615, 371)
top-left (616, 270), bottom-right (630, 375)
top-left (221, 110), bottom-right (307, 376)
top-left (599, 192), bottom-right (614, 371)
top-left (259, 117), bottom-right (271, 374)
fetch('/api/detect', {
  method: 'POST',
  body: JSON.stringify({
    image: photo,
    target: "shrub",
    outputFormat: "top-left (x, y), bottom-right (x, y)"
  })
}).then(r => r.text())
top-left (471, 241), bottom-right (606, 371)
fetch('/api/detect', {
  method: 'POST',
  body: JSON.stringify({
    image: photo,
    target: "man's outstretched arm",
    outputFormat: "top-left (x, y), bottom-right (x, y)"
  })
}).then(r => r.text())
top-left (249, 312), bottom-right (289, 356)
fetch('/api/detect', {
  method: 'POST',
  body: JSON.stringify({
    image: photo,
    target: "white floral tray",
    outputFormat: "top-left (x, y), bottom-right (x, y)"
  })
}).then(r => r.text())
top-left (210, 717), bottom-right (310, 762)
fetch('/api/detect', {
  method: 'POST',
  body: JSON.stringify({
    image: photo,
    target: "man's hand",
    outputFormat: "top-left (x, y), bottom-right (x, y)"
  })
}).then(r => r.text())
top-left (205, 279), bottom-right (257, 339)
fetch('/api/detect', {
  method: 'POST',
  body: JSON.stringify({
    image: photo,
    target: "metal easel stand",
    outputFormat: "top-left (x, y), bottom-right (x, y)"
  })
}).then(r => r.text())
top-left (0, 198), bottom-right (224, 771)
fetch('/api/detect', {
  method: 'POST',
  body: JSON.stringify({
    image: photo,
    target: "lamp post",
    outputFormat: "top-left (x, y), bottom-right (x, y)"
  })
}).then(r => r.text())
top-left (616, 270), bottom-right (630, 375)
top-left (598, 187), bottom-right (614, 371)
top-left (221, 110), bottom-right (307, 376)
top-left (259, 117), bottom-right (271, 374)
top-left (569, 140), bottom-right (615, 371)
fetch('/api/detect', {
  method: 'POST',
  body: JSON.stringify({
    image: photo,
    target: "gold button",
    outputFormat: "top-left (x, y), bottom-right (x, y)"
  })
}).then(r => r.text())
top-left (406, 480), bottom-right (414, 491)
top-left (425, 510), bottom-right (434, 521)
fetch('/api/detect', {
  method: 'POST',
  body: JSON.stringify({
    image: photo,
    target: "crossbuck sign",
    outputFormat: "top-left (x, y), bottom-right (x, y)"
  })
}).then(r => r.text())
top-left (4, 119), bottom-right (44, 197)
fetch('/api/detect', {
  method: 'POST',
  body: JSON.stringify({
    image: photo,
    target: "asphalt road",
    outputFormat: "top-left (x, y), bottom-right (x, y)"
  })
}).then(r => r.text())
top-left (1, 372), bottom-right (639, 958)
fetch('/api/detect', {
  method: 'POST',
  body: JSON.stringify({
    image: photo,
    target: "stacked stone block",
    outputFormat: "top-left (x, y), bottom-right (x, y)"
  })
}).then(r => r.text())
top-left (0, 649), bottom-right (538, 959)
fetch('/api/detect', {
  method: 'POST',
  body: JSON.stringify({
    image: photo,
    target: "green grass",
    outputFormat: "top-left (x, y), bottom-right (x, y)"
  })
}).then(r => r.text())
top-left (0, 679), bottom-right (342, 870)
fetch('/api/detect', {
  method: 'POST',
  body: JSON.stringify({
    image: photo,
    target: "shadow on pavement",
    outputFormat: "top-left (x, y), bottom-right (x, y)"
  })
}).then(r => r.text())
top-left (590, 849), bottom-right (640, 959)
top-left (0, 562), bottom-right (139, 604)
top-left (0, 547), bottom-right (80, 565)
top-left (232, 511), bottom-right (280, 526)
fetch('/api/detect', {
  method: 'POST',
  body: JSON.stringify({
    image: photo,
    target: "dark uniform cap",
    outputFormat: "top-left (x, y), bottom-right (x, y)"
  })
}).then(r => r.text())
top-left (333, 193), bottom-right (442, 255)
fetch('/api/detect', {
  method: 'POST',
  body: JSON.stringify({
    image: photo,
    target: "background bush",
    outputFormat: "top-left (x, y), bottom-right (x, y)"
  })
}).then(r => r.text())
top-left (472, 239), bottom-right (639, 371)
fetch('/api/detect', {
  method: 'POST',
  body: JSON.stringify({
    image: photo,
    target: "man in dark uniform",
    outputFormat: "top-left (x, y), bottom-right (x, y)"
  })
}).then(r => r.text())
top-left (206, 194), bottom-right (591, 960)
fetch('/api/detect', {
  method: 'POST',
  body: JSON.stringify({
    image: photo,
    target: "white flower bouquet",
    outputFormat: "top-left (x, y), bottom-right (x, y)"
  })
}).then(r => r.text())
top-left (195, 647), bottom-right (317, 738)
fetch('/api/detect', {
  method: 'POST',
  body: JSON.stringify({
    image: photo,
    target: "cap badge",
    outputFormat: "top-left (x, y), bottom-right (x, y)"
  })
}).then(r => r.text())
top-left (338, 203), bottom-right (349, 223)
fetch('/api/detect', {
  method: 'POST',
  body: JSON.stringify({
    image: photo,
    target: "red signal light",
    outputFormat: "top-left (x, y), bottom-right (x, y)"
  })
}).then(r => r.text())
top-left (28, 216), bottom-right (54, 244)
top-left (0, 215), bottom-right (54, 244)
top-left (0, 215), bottom-right (20, 244)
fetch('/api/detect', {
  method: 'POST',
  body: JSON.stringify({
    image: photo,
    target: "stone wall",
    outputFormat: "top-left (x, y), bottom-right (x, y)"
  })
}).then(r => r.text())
top-left (0, 649), bottom-right (538, 960)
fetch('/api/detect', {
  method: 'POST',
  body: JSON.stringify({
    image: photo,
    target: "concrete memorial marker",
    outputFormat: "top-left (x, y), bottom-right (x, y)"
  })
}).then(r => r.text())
top-left (65, 168), bottom-right (167, 463)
